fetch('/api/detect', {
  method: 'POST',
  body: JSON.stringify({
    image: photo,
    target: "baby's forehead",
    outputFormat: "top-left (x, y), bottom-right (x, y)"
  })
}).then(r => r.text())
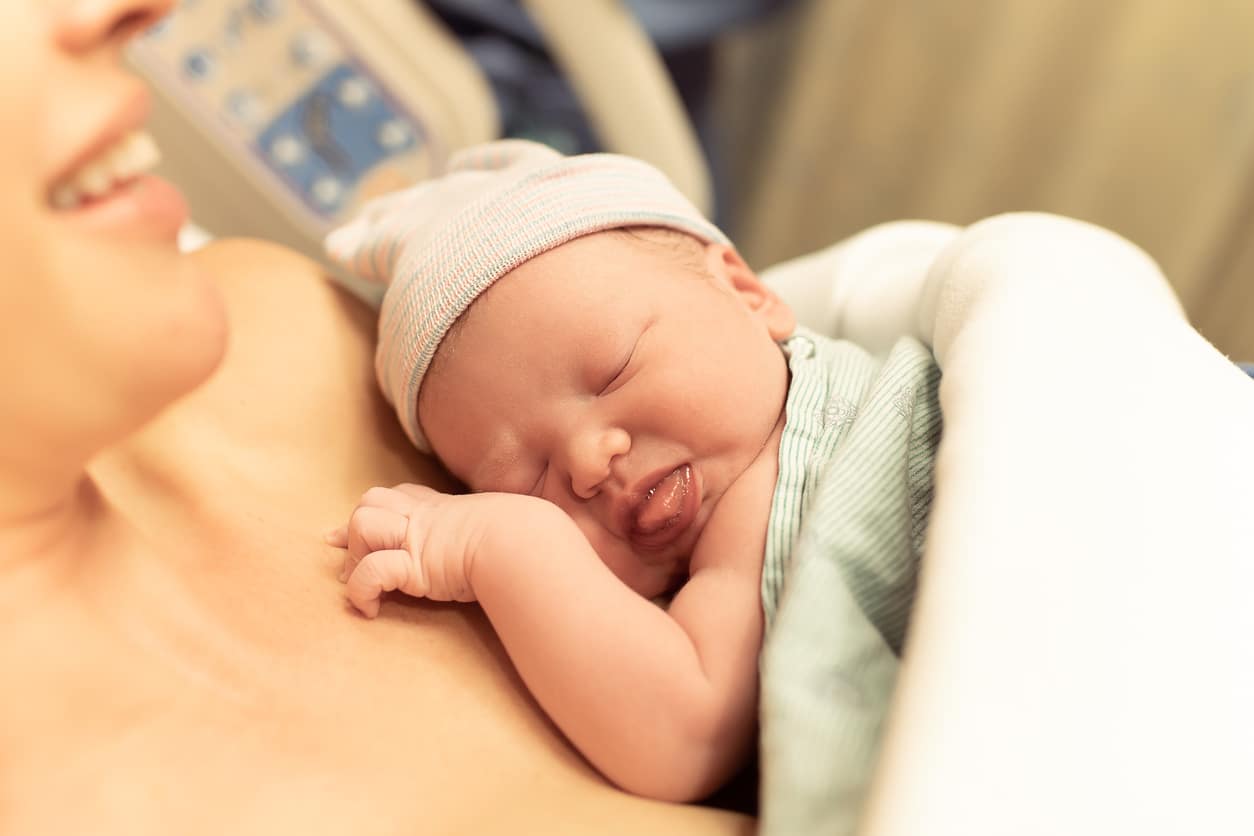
top-left (608, 227), bottom-right (709, 271)
top-left (426, 226), bottom-right (709, 366)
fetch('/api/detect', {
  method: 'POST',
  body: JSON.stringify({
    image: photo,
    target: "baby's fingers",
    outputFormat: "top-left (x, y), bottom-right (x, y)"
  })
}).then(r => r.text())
top-left (390, 483), bottom-right (441, 503)
top-left (338, 505), bottom-right (409, 583)
top-left (323, 526), bottom-right (349, 549)
top-left (345, 549), bottom-right (424, 618)
top-left (359, 485), bottom-right (423, 515)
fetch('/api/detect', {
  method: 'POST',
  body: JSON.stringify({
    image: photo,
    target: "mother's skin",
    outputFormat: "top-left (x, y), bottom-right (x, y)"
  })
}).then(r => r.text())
top-left (1, 4), bottom-right (747, 829)
top-left (1, 238), bottom-right (752, 834)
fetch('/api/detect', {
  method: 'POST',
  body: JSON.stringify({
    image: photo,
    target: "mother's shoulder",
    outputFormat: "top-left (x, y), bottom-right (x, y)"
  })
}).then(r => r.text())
top-left (192, 236), bottom-right (323, 276)
top-left (167, 237), bottom-right (446, 494)
top-left (193, 236), bottom-right (320, 282)
top-left (191, 237), bottom-right (377, 340)
top-left (193, 237), bottom-right (347, 299)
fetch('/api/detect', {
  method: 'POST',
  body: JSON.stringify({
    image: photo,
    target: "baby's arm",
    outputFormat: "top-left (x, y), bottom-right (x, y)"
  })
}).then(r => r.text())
top-left (477, 502), bottom-right (762, 801)
top-left (331, 484), bottom-right (762, 803)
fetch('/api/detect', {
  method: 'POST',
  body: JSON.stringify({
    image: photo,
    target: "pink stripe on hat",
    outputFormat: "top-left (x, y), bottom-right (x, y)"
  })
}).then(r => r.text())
top-left (325, 139), bottom-right (728, 452)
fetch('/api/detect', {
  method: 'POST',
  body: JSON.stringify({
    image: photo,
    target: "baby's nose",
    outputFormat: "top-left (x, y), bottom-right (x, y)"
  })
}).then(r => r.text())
top-left (567, 427), bottom-right (631, 500)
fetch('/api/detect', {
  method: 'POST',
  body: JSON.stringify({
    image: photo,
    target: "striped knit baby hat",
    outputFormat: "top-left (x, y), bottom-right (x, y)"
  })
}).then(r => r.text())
top-left (324, 139), bottom-right (729, 452)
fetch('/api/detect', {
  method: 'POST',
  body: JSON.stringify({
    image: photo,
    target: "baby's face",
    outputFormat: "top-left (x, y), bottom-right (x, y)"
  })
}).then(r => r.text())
top-left (418, 230), bottom-right (795, 597)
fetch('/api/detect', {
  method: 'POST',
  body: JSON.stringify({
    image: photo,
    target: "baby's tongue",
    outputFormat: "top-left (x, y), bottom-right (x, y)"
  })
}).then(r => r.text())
top-left (635, 465), bottom-right (691, 534)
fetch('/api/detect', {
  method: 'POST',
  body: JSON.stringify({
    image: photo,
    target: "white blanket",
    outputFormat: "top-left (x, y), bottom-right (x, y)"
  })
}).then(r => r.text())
top-left (763, 213), bottom-right (1254, 836)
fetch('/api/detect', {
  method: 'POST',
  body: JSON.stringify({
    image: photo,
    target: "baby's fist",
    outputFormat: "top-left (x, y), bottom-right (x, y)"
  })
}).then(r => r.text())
top-left (326, 484), bottom-right (483, 616)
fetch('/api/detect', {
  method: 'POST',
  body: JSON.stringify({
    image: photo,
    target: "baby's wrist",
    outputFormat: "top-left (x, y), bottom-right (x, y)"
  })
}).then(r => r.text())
top-left (469, 495), bottom-right (580, 590)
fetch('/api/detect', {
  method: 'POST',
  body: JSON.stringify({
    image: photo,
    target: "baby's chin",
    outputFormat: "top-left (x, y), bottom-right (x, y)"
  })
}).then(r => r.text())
top-left (619, 553), bottom-right (691, 601)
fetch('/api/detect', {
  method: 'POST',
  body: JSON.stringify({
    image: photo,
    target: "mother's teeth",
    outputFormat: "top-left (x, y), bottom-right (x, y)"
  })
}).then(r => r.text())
top-left (49, 130), bottom-right (162, 210)
top-left (50, 185), bottom-right (81, 211)
top-left (77, 162), bottom-right (113, 198)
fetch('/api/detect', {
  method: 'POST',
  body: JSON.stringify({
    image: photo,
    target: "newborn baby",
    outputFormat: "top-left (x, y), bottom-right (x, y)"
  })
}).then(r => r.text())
top-left (324, 140), bottom-right (942, 807)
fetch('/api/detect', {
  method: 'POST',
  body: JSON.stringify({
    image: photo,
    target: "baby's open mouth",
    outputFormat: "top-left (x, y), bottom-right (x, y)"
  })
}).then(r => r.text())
top-left (633, 464), bottom-right (693, 536)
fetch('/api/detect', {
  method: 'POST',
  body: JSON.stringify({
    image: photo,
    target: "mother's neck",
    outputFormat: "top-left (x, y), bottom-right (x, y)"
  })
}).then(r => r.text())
top-left (0, 461), bottom-right (108, 589)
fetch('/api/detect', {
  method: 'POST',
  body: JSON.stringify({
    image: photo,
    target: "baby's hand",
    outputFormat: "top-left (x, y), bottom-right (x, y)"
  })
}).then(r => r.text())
top-left (325, 484), bottom-right (519, 617)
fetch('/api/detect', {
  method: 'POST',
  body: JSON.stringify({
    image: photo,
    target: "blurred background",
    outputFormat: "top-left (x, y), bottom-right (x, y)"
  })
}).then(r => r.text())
top-left (712, 0), bottom-right (1254, 361)
top-left (137, 0), bottom-right (1254, 358)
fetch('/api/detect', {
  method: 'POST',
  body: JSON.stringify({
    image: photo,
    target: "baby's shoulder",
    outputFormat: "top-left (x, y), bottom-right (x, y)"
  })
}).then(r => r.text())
top-left (690, 449), bottom-right (781, 579)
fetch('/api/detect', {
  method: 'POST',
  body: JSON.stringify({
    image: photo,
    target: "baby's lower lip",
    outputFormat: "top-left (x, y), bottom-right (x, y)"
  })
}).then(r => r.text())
top-left (634, 465), bottom-right (691, 533)
top-left (630, 465), bottom-right (700, 550)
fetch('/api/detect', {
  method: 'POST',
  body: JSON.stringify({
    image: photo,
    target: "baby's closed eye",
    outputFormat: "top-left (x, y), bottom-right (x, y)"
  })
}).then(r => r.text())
top-left (598, 327), bottom-right (649, 396)
top-left (599, 349), bottom-right (634, 396)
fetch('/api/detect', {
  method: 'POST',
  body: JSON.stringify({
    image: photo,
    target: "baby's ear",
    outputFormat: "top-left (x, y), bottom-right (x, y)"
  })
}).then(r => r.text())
top-left (704, 244), bottom-right (796, 340)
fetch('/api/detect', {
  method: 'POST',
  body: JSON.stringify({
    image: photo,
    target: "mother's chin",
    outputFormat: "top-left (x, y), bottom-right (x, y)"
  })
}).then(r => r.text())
top-left (104, 244), bottom-right (231, 442)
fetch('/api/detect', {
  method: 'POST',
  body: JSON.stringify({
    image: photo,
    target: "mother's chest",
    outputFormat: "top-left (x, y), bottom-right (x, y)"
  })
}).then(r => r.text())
top-left (124, 263), bottom-right (452, 522)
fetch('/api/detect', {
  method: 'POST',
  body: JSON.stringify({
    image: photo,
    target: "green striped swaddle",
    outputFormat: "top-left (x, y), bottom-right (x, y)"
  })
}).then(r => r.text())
top-left (758, 328), bottom-right (942, 836)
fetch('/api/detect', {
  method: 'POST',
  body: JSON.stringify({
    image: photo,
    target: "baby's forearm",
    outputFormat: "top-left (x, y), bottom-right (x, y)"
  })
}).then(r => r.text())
top-left (471, 500), bottom-right (756, 802)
